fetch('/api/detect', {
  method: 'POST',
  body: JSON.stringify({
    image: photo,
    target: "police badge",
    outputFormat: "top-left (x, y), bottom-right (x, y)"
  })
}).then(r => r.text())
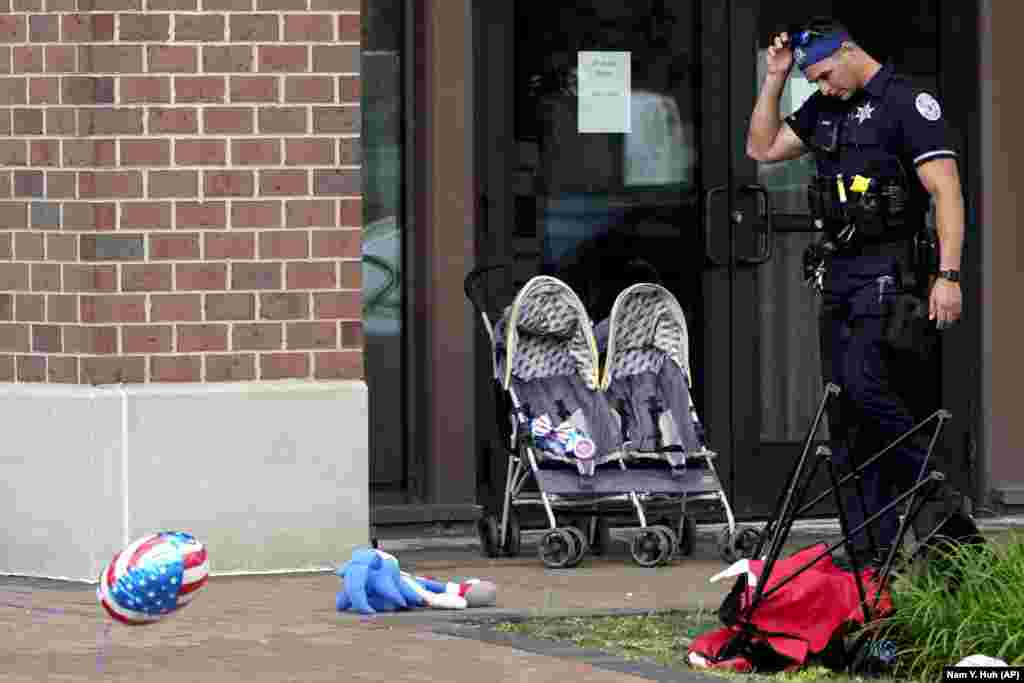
top-left (915, 92), bottom-right (942, 121)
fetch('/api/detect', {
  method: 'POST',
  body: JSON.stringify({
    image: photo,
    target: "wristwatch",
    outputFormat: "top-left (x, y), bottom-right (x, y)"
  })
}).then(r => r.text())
top-left (937, 269), bottom-right (960, 283)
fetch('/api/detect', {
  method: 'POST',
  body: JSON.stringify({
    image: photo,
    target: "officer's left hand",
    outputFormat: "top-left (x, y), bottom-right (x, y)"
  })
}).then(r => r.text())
top-left (929, 279), bottom-right (962, 329)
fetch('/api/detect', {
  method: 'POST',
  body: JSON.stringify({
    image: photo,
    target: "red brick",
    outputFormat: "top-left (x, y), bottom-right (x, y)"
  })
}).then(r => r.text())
top-left (29, 77), bottom-right (58, 105)
top-left (259, 291), bottom-right (307, 320)
top-left (315, 350), bottom-right (363, 379)
top-left (340, 321), bottom-right (363, 348)
top-left (15, 232), bottom-right (43, 260)
top-left (338, 14), bottom-right (360, 42)
top-left (260, 351), bottom-right (308, 379)
top-left (47, 295), bottom-right (77, 322)
top-left (231, 200), bottom-right (280, 228)
top-left (315, 169), bottom-right (360, 196)
top-left (149, 170), bottom-right (199, 199)
top-left (122, 264), bottom-right (172, 292)
top-left (48, 356), bottom-right (78, 383)
top-left (63, 264), bottom-right (117, 292)
top-left (204, 107), bottom-right (253, 134)
top-left (174, 76), bottom-right (225, 104)
top-left (63, 140), bottom-right (116, 167)
top-left (232, 262), bottom-right (281, 290)
top-left (205, 232), bottom-right (255, 260)
top-left (0, 17), bottom-right (26, 44)
top-left (30, 263), bottom-right (61, 291)
top-left (16, 293), bottom-right (44, 321)
top-left (259, 45), bottom-right (308, 73)
top-left (120, 140), bottom-right (170, 167)
top-left (80, 294), bottom-right (146, 323)
top-left (313, 106), bottom-right (359, 134)
top-left (81, 357), bottom-right (145, 385)
top-left (0, 263), bottom-right (28, 291)
top-left (206, 353), bottom-right (255, 382)
top-left (119, 14), bottom-right (170, 42)
top-left (18, 355), bottom-right (46, 382)
top-left (148, 46), bottom-right (197, 74)
top-left (203, 45), bottom-right (252, 73)
top-left (151, 293), bottom-right (201, 322)
top-left (62, 14), bottom-right (114, 43)
top-left (339, 138), bottom-right (361, 165)
top-left (79, 46), bottom-right (142, 74)
top-left (45, 46), bottom-right (75, 74)
top-left (313, 45), bottom-right (358, 73)
top-left (230, 14), bottom-right (278, 41)
top-left (205, 292), bottom-right (254, 320)
top-left (46, 234), bottom-right (77, 261)
top-left (64, 204), bottom-right (117, 231)
top-left (287, 200), bottom-right (335, 228)
top-left (286, 138), bottom-right (334, 165)
top-left (287, 321), bottom-right (335, 349)
top-left (151, 355), bottom-right (201, 382)
top-left (258, 107), bottom-right (306, 134)
top-left (234, 323), bottom-right (282, 350)
top-left (149, 0), bottom-right (196, 8)
top-left (14, 170), bottom-right (43, 198)
top-left (260, 170), bottom-right (307, 196)
top-left (175, 14), bottom-right (225, 42)
top-left (30, 139), bottom-right (58, 166)
top-left (177, 323), bottom-right (228, 352)
top-left (339, 260), bottom-right (359, 288)
top-left (339, 75), bottom-right (359, 102)
top-left (284, 15), bottom-right (333, 42)
top-left (314, 291), bottom-right (359, 319)
top-left (284, 75), bottom-right (333, 103)
top-left (123, 325), bottom-right (172, 353)
top-left (149, 107), bottom-right (198, 134)
top-left (287, 262), bottom-right (335, 289)
top-left (80, 109), bottom-right (142, 135)
top-left (260, 231), bottom-right (307, 259)
top-left (176, 139), bottom-right (227, 166)
top-left (259, 0), bottom-right (305, 8)
top-left (79, 171), bottom-right (143, 199)
top-left (230, 76), bottom-right (277, 102)
top-left (205, 171), bottom-right (254, 197)
top-left (0, 324), bottom-right (29, 352)
top-left (150, 233), bottom-right (200, 260)
top-left (121, 202), bottom-right (172, 230)
top-left (176, 263), bottom-right (227, 290)
top-left (177, 201), bottom-right (226, 229)
top-left (232, 139), bottom-right (280, 166)
top-left (63, 326), bottom-right (117, 354)
top-left (121, 76), bottom-right (171, 104)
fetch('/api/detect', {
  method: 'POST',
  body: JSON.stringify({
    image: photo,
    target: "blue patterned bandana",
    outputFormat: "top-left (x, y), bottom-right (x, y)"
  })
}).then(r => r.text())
top-left (792, 30), bottom-right (850, 73)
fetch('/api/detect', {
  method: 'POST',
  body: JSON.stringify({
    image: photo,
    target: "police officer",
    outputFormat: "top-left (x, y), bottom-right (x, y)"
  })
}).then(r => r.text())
top-left (746, 18), bottom-right (966, 566)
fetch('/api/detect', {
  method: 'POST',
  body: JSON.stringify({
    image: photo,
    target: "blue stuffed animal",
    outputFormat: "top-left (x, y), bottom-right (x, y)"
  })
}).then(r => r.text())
top-left (335, 548), bottom-right (497, 615)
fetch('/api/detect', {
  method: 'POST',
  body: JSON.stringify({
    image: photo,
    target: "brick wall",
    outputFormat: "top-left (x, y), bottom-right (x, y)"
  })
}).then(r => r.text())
top-left (0, 3), bottom-right (363, 385)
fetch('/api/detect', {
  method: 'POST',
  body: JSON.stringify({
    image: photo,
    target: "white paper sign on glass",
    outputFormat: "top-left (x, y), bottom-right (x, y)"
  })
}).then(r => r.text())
top-left (577, 51), bottom-right (631, 134)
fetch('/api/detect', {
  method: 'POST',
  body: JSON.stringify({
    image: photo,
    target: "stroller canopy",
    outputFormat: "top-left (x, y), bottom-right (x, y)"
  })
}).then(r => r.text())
top-left (500, 276), bottom-right (600, 392)
top-left (600, 283), bottom-right (690, 391)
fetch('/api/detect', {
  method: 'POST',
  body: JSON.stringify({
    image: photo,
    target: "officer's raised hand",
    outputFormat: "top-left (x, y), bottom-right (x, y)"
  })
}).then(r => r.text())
top-left (766, 32), bottom-right (794, 76)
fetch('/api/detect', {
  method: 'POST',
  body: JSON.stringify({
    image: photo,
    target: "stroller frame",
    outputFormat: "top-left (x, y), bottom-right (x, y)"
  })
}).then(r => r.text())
top-left (466, 266), bottom-right (728, 568)
top-left (723, 380), bottom-right (968, 671)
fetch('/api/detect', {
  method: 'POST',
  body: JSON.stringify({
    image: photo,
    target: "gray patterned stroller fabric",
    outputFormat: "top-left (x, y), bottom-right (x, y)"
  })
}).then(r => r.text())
top-left (494, 276), bottom-right (623, 475)
top-left (601, 284), bottom-right (703, 467)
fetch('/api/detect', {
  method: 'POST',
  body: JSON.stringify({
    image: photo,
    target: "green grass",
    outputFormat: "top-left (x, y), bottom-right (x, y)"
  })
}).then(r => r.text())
top-left (865, 531), bottom-right (1024, 681)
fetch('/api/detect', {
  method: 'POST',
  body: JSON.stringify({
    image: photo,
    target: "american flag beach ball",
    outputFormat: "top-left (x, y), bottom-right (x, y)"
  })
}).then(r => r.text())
top-left (97, 531), bottom-right (209, 625)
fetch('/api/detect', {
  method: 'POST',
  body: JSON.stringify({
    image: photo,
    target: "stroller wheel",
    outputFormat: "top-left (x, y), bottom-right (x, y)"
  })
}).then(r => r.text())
top-left (538, 529), bottom-right (577, 569)
top-left (630, 527), bottom-right (672, 567)
top-left (589, 517), bottom-right (613, 556)
top-left (718, 527), bottom-right (741, 564)
top-left (563, 525), bottom-right (589, 567)
top-left (477, 514), bottom-right (501, 559)
top-left (677, 515), bottom-right (697, 557)
top-left (503, 510), bottom-right (521, 557)
top-left (734, 527), bottom-right (762, 560)
top-left (651, 524), bottom-right (678, 560)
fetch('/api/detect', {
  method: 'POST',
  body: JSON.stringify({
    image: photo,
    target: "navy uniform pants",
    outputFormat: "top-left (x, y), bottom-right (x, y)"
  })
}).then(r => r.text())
top-left (818, 254), bottom-right (933, 554)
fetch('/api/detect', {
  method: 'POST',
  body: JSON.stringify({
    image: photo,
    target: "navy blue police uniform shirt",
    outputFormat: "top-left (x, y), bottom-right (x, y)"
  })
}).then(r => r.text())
top-left (785, 62), bottom-right (958, 212)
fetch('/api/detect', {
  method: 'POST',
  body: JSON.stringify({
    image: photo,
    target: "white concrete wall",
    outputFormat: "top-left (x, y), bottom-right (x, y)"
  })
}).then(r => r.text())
top-left (0, 380), bottom-right (368, 582)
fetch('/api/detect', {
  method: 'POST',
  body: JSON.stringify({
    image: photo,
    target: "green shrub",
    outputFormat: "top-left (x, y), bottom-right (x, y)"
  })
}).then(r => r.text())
top-left (869, 534), bottom-right (1024, 681)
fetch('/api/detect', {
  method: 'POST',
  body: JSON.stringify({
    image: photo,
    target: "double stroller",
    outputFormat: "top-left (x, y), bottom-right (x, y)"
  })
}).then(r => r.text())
top-left (465, 267), bottom-right (750, 568)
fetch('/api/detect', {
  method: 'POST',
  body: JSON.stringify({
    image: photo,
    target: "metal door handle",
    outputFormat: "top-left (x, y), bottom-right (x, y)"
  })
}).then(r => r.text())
top-left (738, 184), bottom-right (774, 265)
top-left (703, 185), bottom-right (728, 266)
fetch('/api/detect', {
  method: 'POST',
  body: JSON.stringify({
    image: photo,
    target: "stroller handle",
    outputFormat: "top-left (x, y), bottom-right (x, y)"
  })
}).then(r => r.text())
top-left (464, 263), bottom-right (514, 319)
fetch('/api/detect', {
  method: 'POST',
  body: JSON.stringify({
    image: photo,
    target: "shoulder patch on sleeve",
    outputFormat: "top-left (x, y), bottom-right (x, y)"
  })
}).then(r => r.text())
top-left (915, 92), bottom-right (942, 121)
